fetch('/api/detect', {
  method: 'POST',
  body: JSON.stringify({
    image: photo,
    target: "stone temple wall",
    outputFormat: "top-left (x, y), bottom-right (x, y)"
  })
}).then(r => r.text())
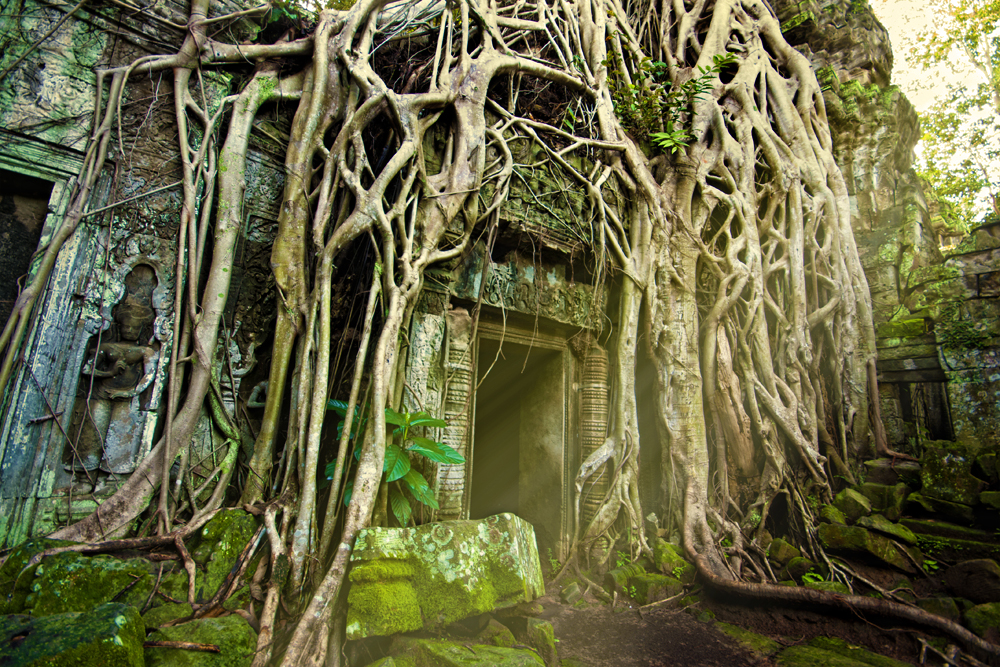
top-left (773, 0), bottom-right (1000, 452)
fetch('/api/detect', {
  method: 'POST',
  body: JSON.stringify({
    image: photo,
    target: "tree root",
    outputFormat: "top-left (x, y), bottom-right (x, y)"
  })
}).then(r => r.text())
top-left (694, 555), bottom-right (1000, 666)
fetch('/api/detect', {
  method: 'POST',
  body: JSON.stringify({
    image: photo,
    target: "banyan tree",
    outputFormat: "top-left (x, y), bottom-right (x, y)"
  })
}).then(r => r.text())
top-left (0, 0), bottom-right (906, 662)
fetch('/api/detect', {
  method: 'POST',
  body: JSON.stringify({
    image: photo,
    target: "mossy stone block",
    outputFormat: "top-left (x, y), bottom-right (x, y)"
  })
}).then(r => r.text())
top-left (921, 441), bottom-right (986, 506)
top-left (347, 514), bottom-right (544, 640)
top-left (817, 523), bottom-right (917, 573)
top-left (779, 646), bottom-right (881, 666)
top-left (651, 538), bottom-right (695, 583)
top-left (805, 581), bottom-right (851, 595)
top-left (767, 538), bottom-right (800, 566)
top-left (141, 602), bottom-right (193, 630)
top-left (917, 597), bottom-right (961, 622)
top-left (856, 514), bottom-right (918, 545)
top-left (603, 562), bottom-right (646, 595)
top-left (945, 559), bottom-right (1000, 604)
top-left (145, 615), bottom-right (257, 667)
top-left (389, 637), bottom-right (545, 666)
top-left (858, 483), bottom-right (910, 521)
top-left (820, 505), bottom-right (848, 525)
top-left (526, 618), bottom-right (557, 667)
top-left (0, 602), bottom-right (143, 666)
top-left (0, 538), bottom-right (79, 614)
top-left (964, 602), bottom-right (1000, 640)
top-left (559, 581), bottom-right (582, 605)
top-left (189, 510), bottom-right (261, 598)
top-left (981, 491), bottom-right (1000, 511)
top-left (907, 492), bottom-right (975, 525)
top-left (629, 573), bottom-right (682, 605)
top-left (713, 621), bottom-right (780, 656)
top-left (834, 488), bottom-right (872, 522)
top-left (807, 636), bottom-right (912, 666)
top-left (863, 459), bottom-right (920, 486)
top-left (782, 557), bottom-right (815, 583)
top-left (24, 552), bottom-right (153, 616)
top-left (476, 619), bottom-right (517, 648)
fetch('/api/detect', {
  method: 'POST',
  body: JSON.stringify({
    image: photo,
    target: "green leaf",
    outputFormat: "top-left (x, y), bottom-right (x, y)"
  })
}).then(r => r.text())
top-left (327, 399), bottom-right (350, 416)
top-left (409, 417), bottom-right (448, 429)
top-left (402, 469), bottom-right (439, 509)
top-left (408, 437), bottom-right (465, 464)
top-left (384, 444), bottom-right (411, 482)
top-left (325, 459), bottom-right (338, 479)
top-left (390, 486), bottom-right (413, 526)
top-left (343, 479), bottom-right (354, 506)
top-left (384, 407), bottom-right (408, 427)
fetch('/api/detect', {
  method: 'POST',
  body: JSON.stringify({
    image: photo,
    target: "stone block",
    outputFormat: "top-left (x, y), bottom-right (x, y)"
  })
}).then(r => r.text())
top-left (804, 581), bottom-right (851, 595)
top-left (856, 514), bottom-right (917, 545)
top-left (819, 505), bottom-right (848, 525)
top-left (920, 441), bottom-right (986, 506)
top-left (982, 491), bottom-right (1000, 511)
top-left (964, 602), bottom-right (1000, 641)
top-left (346, 514), bottom-right (544, 639)
top-left (525, 618), bottom-right (558, 667)
top-left (0, 602), bottom-right (144, 666)
top-left (858, 483), bottom-right (910, 521)
top-left (145, 615), bottom-right (257, 667)
top-left (817, 524), bottom-right (919, 573)
top-left (833, 488), bottom-right (872, 522)
top-left (652, 538), bottom-right (695, 583)
top-left (907, 492), bottom-right (976, 525)
top-left (863, 459), bottom-right (921, 486)
top-left (945, 560), bottom-right (1000, 604)
top-left (917, 597), bottom-right (962, 622)
top-left (388, 637), bottom-right (544, 666)
top-left (629, 573), bottom-right (683, 605)
top-left (767, 538), bottom-right (801, 566)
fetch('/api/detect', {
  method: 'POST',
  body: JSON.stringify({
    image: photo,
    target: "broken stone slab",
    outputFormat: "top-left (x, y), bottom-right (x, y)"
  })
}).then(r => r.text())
top-left (817, 523), bottom-right (920, 573)
top-left (917, 597), bottom-right (962, 622)
top-left (907, 492), bottom-right (975, 525)
top-left (652, 538), bottom-right (695, 583)
top-left (921, 441), bottom-right (987, 506)
top-left (945, 559), bottom-right (1000, 605)
top-left (856, 514), bottom-right (917, 545)
top-left (833, 488), bottom-right (871, 522)
top-left (819, 505), bottom-right (848, 525)
top-left (0, 602), bottom-right (144, 666)
top-left (525, 618), bottom-right (558, 667)
top-left (346, 513), bottom-right (544, 640)
top-left (964, 602), bottom-right (1000, 642)
top-left (629, 573), bottom-right (683, 605)
top-left (766, 537), bottom-right (801, 566)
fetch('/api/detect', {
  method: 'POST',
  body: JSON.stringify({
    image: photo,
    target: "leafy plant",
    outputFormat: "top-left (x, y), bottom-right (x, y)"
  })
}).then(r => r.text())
top-left (802, 570), bottom-right (824, 584)
top-left (650, 53), bottom-right (737, 154)
top-left (547, 548), bottom-right (561, 576)
top-left (615, 550), bottom-right (630, 568)
top-left (923, 558), bottom-right (940, 573)
top-left (326, 401), bottom-right (464, 527)
top-left (672, 565), bottom-right (685, 580)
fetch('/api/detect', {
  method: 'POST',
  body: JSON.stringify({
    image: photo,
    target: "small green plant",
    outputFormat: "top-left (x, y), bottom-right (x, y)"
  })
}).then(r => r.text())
top-left (547, 548), bottom-right (561, 576)
top-left (326, 401), bottom-right (464, 527)
top-left (627, 584), bottom-right (638, 599)
top-left (615, 550), bottom-right (630, 569)
top-left (802, 570), bottom-right (824, 584)
top-left (650, 53), bottom-right (737, 154)
top-left (672, 565), bottom-right (685, 580)
top-left (923, 558), bottom-right (940, 573)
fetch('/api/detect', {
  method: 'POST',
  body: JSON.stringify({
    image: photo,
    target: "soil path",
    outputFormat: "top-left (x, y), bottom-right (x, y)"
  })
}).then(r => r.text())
top-left (538, 593), bottom-right (776, 667)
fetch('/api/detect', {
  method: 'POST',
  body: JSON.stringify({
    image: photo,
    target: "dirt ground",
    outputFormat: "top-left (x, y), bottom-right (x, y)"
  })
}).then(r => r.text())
top-left (538, 586), bottom-right (929, 667)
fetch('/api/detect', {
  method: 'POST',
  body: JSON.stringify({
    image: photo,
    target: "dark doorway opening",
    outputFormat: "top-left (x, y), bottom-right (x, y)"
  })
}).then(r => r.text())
top-left (471, 337), bottom-right (565, 556)
top-left (0, 170), bottom-right (51, 325)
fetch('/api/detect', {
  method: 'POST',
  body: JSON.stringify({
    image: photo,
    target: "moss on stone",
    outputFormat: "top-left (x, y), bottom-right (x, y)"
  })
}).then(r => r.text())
top-left (779, 645), bottom-right (886, 666)
top-left (0, 602), bottom-right (144, 666)
top-left (714, 621), bottom-right (780, 656)
top-left (0, 538), bottom-right (77, 614)
top-left (526, 618), bottom-right (557, 666)
top-left (141, 602), bottom-right (193, 630)
top-left (651, 538), bottom-right (695, 583)
top-left (767, 538), bottom-right (800, 566)
top-left (145, 615), bottom-right (257, 667)
top-left (189, 509), bottom-right (261, 600)
top-left (475, 619), bottom-right (517, 647)
top-left (25, 552), bottom-right (154, 616)
top-left (346, 574), bottom-right (423, 639)
top-left (389, 637), bottom-right (545, 666)
top-left (805, 581), bottom-right (851, 595)
top-left (629, 573), bottom-right (682, 605)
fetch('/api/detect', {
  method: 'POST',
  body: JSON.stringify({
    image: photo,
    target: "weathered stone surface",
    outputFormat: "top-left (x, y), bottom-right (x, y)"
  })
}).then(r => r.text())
top-left (805, 581), bottom-right (851, 595)
top-left (559, 582), bottom-right (582, 605)
top-left (964, 602), bottom-right (1000, 641)
top-left (388, 637), bottom-right (545, 666)
top-left (525, 618), bottom-right (558, 667)
top-left (346, 514), bottom-right (544, 639)
top-left (921, 441), bottom-right (987, 506)
top-left (917, 597), bottom-right (961, 622)
top-left (805, 636), bottom-right (911, 667)
top-left (767, 538), bottom-right (801, 566)
top-left (0, 602), bottom-right (143, 666)
top-left (24, 552), bottom-right (154, 616)
top-left (476, 619), bottom-right (517, 648)
top-left (630, 574), bottom-right (683, 605)
top-left (141, 602), bottom-right (193, 630)
top-left (0, 537), bottom-right (77, 614)
top-left (652, 538), bottom-right (695, 583)
top-left (778, 645), bottom-right (889, 667)
top-left (863, 459), bottom-right (920, 486)
top-left (819, 505), bottom-right (848, 525)
top-left (714, 622), bottom-right (780, 656)
top-left (817, 524), bottom-right (918, 573)
top-left (856, 514), bottom-right (917, 545)
top-left (945, 560), bottom-right (1000, 605)
top-left (858, 483), bottom-right (910, 522)
top-left (782, 557), bottom-right (816, 583)
top-left (189, 509), bottom-right (260, 598)
top-left (833, 488), bottom-right (872, 522)
top-left (981, 491), bottom-right (1000, 511)
top-left (145, 615), bottom-right (257, 667)
top-left (906, 492), bottom-right (975, 525)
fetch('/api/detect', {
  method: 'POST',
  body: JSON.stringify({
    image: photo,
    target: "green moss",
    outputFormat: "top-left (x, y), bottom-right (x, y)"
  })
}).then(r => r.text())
top-left (190, 509), bottom-right (261, 596)
top-left (807, 636), bottom-right (912, 666)
top-left (145, 615), bottom-right (257, 667)
top-left (25, 552), bottom-right (154, 616)
top-left (0, 538), bottom-right (77, 614)
top-left (346, 575), bottom-right (422, 638)
top-left (142, 602), bottom-right (193, 630)
top-left (0, 602), bottom-right (144, 666)
top-left (780, 11), bottom-right (814, 31)
top-left (389, 637), bottom-right (544, 666)
top-left (714, 621), bottom-right (780, 656)
top-left (629, 573), bottom-right (682, 605)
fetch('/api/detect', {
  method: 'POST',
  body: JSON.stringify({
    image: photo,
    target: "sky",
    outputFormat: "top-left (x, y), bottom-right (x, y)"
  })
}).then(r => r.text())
top-left (870, 0), bottom-right (981, 111)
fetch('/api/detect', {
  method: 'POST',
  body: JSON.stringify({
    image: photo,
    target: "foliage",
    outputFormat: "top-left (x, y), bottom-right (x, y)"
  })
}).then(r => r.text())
top-left (326, 401), bottom-right (464, 527)
top-left (903, 0), bottom-right (1000, 229)
top-left (936, 304), bottom-right (992, 349)
top-left (801, 570), bottom-right (824, 584)
top-left (604, 51), bottom-right (736, 153)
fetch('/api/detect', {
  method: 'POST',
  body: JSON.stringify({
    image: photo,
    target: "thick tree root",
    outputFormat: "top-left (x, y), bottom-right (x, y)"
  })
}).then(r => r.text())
top-left (694, 555), bottom-right (1000, 666)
